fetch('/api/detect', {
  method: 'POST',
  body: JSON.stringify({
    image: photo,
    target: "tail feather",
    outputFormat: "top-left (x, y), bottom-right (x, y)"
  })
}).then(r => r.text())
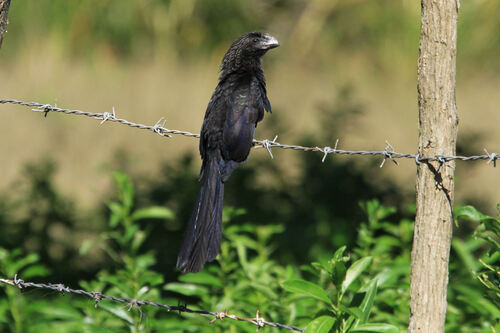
top-left (206, 179), bottom-right (224, 261)
top-left (176, 158), bottom-right (224, 273)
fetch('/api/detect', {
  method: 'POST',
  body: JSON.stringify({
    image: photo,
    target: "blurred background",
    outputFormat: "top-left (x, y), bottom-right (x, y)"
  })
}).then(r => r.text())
top-left (0, 0), bottom-right (499, 325)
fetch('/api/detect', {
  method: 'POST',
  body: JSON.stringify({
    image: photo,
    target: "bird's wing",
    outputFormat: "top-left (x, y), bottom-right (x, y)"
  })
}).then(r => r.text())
top-left (222, 83), bottom-right (263, 163)
top-left (199, 86), bottom-right (226, 161)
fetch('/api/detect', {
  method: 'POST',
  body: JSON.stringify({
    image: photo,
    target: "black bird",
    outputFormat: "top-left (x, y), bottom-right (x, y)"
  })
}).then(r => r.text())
top-left (176, 32), bottom-right (279, 273)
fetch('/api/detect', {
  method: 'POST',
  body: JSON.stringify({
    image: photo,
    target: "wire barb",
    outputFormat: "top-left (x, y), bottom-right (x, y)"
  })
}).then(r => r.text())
top-left (100, 107), bottom-right (116, 125)
top-left (484, 149), bottom-right (498, 167)
top-left (320, 146), bottom-right (332, 163)
top-left (210, 309), bottom-right (230, 323)
top-left (414, 153), bottom-right (422, 165)
top-left (92, 291), bottom-right (103, 308)
top-left (254, 310), bottom-right (266, 329)
top-left (13, 274), bottom-right (24, 289)
top-left (152, 117), bottom-right (172, 138)
top-left (1, 99), bottom-right (498, 167)
top-left (380, 141), bottom-right (399, 168)
top-left (257, 135), bottom-right (278, 159)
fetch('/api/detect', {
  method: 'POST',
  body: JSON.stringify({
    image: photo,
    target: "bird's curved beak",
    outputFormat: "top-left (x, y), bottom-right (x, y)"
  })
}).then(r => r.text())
top-left (261, 34), bottom-right (280, 50)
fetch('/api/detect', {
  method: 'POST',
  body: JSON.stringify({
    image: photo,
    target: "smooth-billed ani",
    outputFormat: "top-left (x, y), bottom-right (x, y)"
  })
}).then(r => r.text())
top-left (176, 32), bottom-right (279, 273)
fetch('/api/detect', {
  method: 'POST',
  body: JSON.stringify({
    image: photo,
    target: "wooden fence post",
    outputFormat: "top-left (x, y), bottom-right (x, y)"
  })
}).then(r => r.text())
top-left (409, 0), bottom-right (459, 332)
top-left (0, 0), bottom-right (11, 48)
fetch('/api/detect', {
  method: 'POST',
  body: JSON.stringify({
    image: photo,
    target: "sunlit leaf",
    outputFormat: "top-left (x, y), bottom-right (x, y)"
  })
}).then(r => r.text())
top-left (282, 279), bottom-right (332, 305)
top-left (179, 271), bottom-right (223, 288)
top-left (37, 305), bottom-right (83, 320)
top-left (99, 303), bottom-right (134, 324)
top-left (359, 280), bottom-right (377, 324)
top-left (164, 283), bottom-right (209, 297)
top-left (350, 323), bottom-right (399, 332)
top-left (339, 304), bottom-right (363, 319)
top-left (113, 171), bottom-right (134, 210)
top-left (131, 206), bottom-right (174, 221)
top-left (305, 316), bottom-right (335, 333)
top-left (342, 257), bottom-right (372, 294)
top-left (312, 261), bottom-right (332, 274)
top-left (107, 201), bottom-right (124, 227)
top-left (9, 253), bottom-right (39, 275)
top-left (21, 265), bottom-right (50, 279)
top-left (455, 206), bottom-right (485, 222)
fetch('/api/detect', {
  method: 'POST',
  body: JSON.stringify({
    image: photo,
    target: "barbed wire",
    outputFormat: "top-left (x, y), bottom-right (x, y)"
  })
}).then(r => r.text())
top-left (0, 275), bottom-right (305, 332)
top-left (0, 99), bottom-right (498, 168)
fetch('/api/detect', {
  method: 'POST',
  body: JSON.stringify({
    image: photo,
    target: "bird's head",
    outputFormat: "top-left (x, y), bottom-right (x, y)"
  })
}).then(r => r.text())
top-left (241, 32), bottom-right (280, 53)
top-left (221, 32), bottom-right (279, 73)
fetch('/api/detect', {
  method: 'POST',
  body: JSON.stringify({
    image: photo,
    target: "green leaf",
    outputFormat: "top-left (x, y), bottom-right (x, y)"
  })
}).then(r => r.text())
top-left (121, 223), bottom-right (140, 244)
top-left (305, 316), bottom-right (336, 333)
top-left (454, 284), bottom-right (500, 317)
top-left (134, 253), bottom-right (156, 269)
top-left (282, 279), bottom-right (333, 305)
top-left (131, 206), bottom-right (174, 221)
top-left (332, 260), bottom-right (347, 288)
top-left (100, 303), bottom-right (134, 324)
top-left (350, 323), bottom-right (399, 333)
top-left (131, 230), bottom-right (147, 252)
top-left (369, 263), bottom-right (409, 289)
top-left (164, 283), bottom-right (209, 297)
top-left (342, 257), bottom-right (372, 294)
top-left (9, 253), bottom-right (40, 275)
top-left (113, 171), bottom-right (134, 210)
top-left (312, 261), bottom-right (331, 274)
top-left (20, 264), bottom-right (50, 279)
top-left (480, 216), bottom-right (500, 235)
top-left (37, 305), bottom-right (83, 320)
top-left (330, 246), bottom-right (348, 286)
top-left (107, 201), bottom-right (124, 227)
top-left (455, 205), bottom-right (485, 222)
top-left (256, 224), bottom-right (285, 243)
top-left (360, 200), bottom-right (396, 224)
top-left (236, 239), bottom-right (249, 268)
top-left (179, 271), bottom-right (223, 288)
top-left (79, 239), bottom-right (93, 255)
top-left (358, 280), bottom-right (377, 324)
top-left (451, 239), bottom-right (479, 272)
top-left (250, 281), bottom-right (279, 300)
top-left (139, 271), bottom-right (164, 288)
top-left (333, 246), bottom-right (347, 261)
top-left (339, 304), bottom-right (363, 319)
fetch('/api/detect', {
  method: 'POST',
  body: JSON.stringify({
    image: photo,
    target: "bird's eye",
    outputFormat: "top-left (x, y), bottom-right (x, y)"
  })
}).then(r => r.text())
top-left (253, 38), bottom-right (259, 43)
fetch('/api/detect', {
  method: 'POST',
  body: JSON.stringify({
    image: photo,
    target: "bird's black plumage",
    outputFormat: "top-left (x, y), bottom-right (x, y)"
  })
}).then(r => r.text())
top-left (176, 32), bottom-right (279, 273)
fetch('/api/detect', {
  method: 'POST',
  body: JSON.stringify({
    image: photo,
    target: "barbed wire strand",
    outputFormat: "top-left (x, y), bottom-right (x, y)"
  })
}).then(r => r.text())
top-left (0, 276), bottom-right (305, 332)
top-left (0, 99), bottom-right (498, 168)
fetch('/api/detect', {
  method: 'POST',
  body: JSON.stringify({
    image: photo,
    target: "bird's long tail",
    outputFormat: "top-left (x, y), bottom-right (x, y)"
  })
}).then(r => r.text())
top-left (176, 157), bottom-right (224, 273)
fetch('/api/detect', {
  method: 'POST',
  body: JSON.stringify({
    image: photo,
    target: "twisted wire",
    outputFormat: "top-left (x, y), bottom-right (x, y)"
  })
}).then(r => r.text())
top-left (0, 276), bottom-right (304, 332)
top-left (1, 99), bottom-right (498, 167)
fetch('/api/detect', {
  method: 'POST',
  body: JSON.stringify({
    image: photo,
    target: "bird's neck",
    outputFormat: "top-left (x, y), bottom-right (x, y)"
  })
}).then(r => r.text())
top-left (220, 54), bottom-right (263, 76)
top-left (219, 61), bottom-right (264, 84)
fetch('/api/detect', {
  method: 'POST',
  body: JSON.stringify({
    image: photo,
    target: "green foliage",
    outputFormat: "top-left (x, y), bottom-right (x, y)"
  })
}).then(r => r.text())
top-left (0, 249), bottom-right (50, 333)
top-left (281, 202), bottom-right (404, 333)
top-left (1, 174), bottom-right (498, 332)
top-left (165, 208), bottom-right (297, 332)
top-left (5, 0), bottom-right (500, 68)
top-left (454, 205), bottom-right (500, 319)
top-left (0, 159), bottom-right (86, 283)
top-left (77, 172), bottom-right (172, 332)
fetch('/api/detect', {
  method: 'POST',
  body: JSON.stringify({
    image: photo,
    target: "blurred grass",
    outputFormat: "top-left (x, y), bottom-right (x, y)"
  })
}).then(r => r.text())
top-left (0, 0), bottom-right (499, 212)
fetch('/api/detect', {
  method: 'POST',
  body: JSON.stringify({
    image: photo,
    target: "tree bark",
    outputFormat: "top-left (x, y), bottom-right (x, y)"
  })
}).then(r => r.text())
top-left (409, 1), bottom-right (459, 332)
top-left (0, 0), bottom-right (11, 48)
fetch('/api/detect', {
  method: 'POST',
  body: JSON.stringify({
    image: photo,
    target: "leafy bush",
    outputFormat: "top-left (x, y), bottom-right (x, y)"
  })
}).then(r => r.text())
top-left (0, 173), bottom-right (498, 332)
